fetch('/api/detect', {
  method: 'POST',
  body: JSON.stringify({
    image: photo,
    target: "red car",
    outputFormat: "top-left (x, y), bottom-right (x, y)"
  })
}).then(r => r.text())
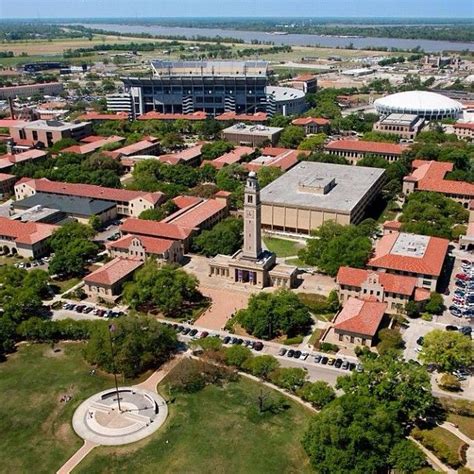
top-left (456, 273), bottom-right (470, 281)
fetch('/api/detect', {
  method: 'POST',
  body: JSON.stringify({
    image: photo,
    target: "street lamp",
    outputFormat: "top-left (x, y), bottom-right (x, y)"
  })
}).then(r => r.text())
top-left (108, 323), bottom-right (122, 412)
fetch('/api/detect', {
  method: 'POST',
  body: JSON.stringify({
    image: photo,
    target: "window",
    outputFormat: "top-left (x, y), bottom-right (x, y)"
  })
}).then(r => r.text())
top-left (32, 131), bottom-right (38, 141)
top-left (247, 195), bottom-right (253, 204)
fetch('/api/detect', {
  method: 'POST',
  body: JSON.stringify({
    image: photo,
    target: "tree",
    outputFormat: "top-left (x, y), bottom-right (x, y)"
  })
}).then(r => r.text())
top-left (84, 315), bottom-right (177, 378)
top-left (298, 133), bottom-right (327, 151)
top-left (424, 292), bottom-right (445, 315)
top-left (388, 440), bottom-right (426, 473)
top-left (270, 367), bottom-right (307, 392)
top-left (438, 373), bottom-right (462, 392)
top-left (88, 214), bottom-right (102, 231)
top-left (192, 217), bottom-right (243, 257)
top-left (279, 125), bottom-right (305, 148)
top-left (224, 345), bottom-right (252, 368)
top-left (256, 166), bottom-right (283, 188)
top-left (123, 262), bottom-right (200, 317)
top-left (377, 328), bottom-right (404, 355)
top-left (243, 355), bottom-right (279, 379)
top-left (200, 140), bottom-right (234, 161)
top-left (299, 221), bottom-right (373, 276)
top-left (400, 191), bottom-right (469, 240)
top-left (215, 163), bottom-right (246, 192)
top-left (303, 394), bottom-right (402, 474)
top-left (297, 381), bottom-right (335, 408)
top-left (419, 329), bottom-right (473, 372)
top-left (236, 290), bottom-right (313, 339)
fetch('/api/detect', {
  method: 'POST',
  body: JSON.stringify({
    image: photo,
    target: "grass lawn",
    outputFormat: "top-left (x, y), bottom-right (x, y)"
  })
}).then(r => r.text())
top-left (308, 328), bottom-right (324, 348)
top-left (263, 236), bottom-right (304, 258)
top-left (447, 414), bottom-right (474, 439)
top-left (0, 342), bottom-right (124, 474)
top-left (76, 363), bottom-right (313, 474)
top-left (285, 257), bottom-right (307, 267)
top-left (51, 277), bottom-right (81, 295)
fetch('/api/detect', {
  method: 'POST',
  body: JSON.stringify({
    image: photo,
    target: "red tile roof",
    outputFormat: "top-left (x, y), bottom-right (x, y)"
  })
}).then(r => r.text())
top-left (293, 74), bottom-right (317, 82)
top-left (107, 234), bottom-right (175, 255)
top-left (120, 218), bottom-right (193, 241)
top-left (0, 149), bottom-right (46, 170)
top-left (246, 149), bottom-right (307, 172)
top-left (0, 216), bottom-right (57, 245)
top-left (383, 220), bottom-right (402, 231)
top-left (158, 144), bottom-right (203, 165)
top-left (369, 231), bottom-right (449, 277)
top-left (17, 178), bottom-right (163, 205)
top-left (215, 112), bottom-right (268, 122)
top-left (138, 111), bottom-right (207, 121)
top-left (62, 135), bottom-right (125, 155)
top-left (414, 287), bottom-right (431, 302)
top-left (334, 297), bottom-right (387, 337)
top-left (260, 147), bottom-right (290, 157)
top-left (84, 257), bottom-right (143, 286)
top-left (337, 266), bottom-right (418, 296)
top-left (202, 146), bottom-right (254, 170)
top-left (292, 117), bottom-right (330, 126)
top-left (404, 160), bottom-right (474, 197)
top-left (0, 172), bottom-right (16, 183)
top-left (325, 139), bottom-right (408, 155)
top-left (81, 135), bottom-right (109, 143)
top-left (78, 112), bottom-right (128, 121)
top-left (453, 122), bottom-right (474, 130)
top-left (172, 195), bottom-right (203, 210)
top-left (0, 119), bottom-right (27, 128)
top-left (163, 198), bottom-right (227, 229)
top-left (112, 138), bottom-right (159, 157)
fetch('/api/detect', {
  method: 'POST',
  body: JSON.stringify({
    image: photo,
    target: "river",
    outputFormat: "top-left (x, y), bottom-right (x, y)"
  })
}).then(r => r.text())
top-left (77, 23), bottom-right (474, 53)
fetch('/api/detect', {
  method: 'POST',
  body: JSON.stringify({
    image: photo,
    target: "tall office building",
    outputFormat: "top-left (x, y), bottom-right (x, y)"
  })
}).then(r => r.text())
top-left (122, 60), bottom-right (269, 116)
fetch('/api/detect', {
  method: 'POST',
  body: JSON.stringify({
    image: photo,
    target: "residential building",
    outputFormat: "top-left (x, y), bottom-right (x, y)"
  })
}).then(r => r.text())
top-left (0, 81), bottom-right (64, 100)
top-left (157, 144), bottom-right (203, 167)
top-left (209, 172), bottom-right (297, 289)
top-left (325, 139), bottom-right (408, 164)
top-left (9, 120), bottom-right (92, 147)
top-left (222, 124), bottom-right (283, 147)
top-left (291, 117), bottom-right (330, 135)
top-left (13, 192), bottom-right (117, 225)
top-left (332, 297), bottom-right (387, 347)
top-left (83, 257), bottom-right (143, 302)
top-left (123, 60), bottom-right (269, 116)
top-left (373, 113), bottom-right (424, 140)
top-left (201, 146), bottom-right (254, 170)
top-left (107, 234), bottom-right (183, 264)
top-left (453, 122), bottom-right (474, 141)
top-left (403, 160), bottom-right (474, 208)
top-left (367, 231), bottom-right (449, 291)
top-left (0, 216), bottom-right (57, 258)
top-left (61, 135), bottom-right (125, 155)
top-left (336, 266), bottom-right (430, 314)
top-left (0, 149), bottom-right (47, 172)
top-left (14, 178), bottom-right (164, 217)
top-left (108, 137), bottom-right (160, 160)
top-left (260, 162), bottom-right (386, 234)
top-left (246, 147), bottom-right (306, 173)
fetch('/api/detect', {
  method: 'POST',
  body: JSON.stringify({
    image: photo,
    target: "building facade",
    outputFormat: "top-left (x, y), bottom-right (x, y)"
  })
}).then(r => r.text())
top-left (222, 124), bottom-right (283, 147)
top-left (325, 140), bottom-right (408, 164)
top-left (0, 82), bottom-right (64, 100)
top-left (373, 113), bottom-right (424, 140)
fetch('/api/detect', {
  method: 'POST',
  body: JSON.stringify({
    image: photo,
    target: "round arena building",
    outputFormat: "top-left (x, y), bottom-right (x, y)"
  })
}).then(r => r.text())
top-left (374, 91), bottom-right (462, 120)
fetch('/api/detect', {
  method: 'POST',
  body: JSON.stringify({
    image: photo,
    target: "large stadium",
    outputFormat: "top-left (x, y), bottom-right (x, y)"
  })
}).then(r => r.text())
top-left (374, 91), bottom-right (463, 120)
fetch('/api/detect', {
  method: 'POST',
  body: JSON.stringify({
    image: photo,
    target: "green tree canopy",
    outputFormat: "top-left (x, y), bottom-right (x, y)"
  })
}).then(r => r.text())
top-left (256, 166), bottom-right (283, 188)
top-left (192, 217), bottom-right (243, 257)
top-left (298, 133), bottom-right (327, 152)
top-left (297, 381), bottom-right (335, 409)
top-left (201, 140), bottom-right (234, 161)
top-left (419, 329), bottom-right (473, 372)
top-left (236, 289), bottom-right (313, 339)
top-left (279, 125), bottom-right (306, 149)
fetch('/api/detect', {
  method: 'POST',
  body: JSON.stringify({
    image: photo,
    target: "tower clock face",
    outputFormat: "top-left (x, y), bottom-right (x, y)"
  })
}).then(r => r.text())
top-left (246, 210), bottom-right (254, 218)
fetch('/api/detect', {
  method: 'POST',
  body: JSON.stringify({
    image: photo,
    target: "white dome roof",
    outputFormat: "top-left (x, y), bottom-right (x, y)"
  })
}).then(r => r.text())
top-left (374, 91), bottom-right (462, 116)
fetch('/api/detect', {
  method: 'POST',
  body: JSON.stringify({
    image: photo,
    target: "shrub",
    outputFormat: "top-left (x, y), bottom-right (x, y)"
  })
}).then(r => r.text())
top-left (243, 355), bottom-right (279, 380)
top-left (270, 367), bottom-right (307, 392)
top-left (377, 328), bottom-right (404, 355)
top-left (421, 313), bottom-right (433, 321)
top-left (319, 342), bottom-right (339, 353)
top-left (297, 381), bottom-right (335, 409)
top-left (224, 345), bottom-right (252, 368)
top-left (439, 373), bottom-right (462, 392)
top-left (283, 335), bottom-right (304, 345)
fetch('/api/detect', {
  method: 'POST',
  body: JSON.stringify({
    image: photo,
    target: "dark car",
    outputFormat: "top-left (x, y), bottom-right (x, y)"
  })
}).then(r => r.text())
top-left (445, 325), bottom-right (458, 331)
top-left (236, 338), bottom-right (243, 345)
top-left (335, 358), bottom-right (343, 368)
top-left (223, 336), bottom-right (231, 344)
top-left (278, 348), bottom-right (287, 356)
top-left (314, 354), bottom-right (322, 363)
top-left (200, 331), bottom-right (209, 339)
top-left (416, 336), bottom-right (424, 346)
top-left (189, 329), bottom-right (198, 337)
top-left (181, 327), bottom-right (191, 335)
top-left (321, 356), bottom-right (329, 365)
top-left (294, 350), bottom-right (302, 359)
top-left (253, 342), bottom-right (263, 351)
top-left (287, 349), bottom-right (295, 358)
top-left (176, 326), bottom-right (184, 333)
top-left (231, 337), bottom-right (238, 344)
top-left (460, 326), bottom-right (472, 336)
top-left (349, 362), bottom-right (356, 371)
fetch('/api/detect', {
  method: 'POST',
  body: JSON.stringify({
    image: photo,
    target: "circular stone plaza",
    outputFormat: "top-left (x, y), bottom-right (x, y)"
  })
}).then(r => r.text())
top-left (374, 90), bottom-right (463, 120)
top-left (72, 387), bottom-right (168, 446)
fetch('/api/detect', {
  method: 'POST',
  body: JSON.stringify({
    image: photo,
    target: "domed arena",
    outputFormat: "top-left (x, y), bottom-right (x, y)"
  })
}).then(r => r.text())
top-left (374, 91), bottom-right (463, 120)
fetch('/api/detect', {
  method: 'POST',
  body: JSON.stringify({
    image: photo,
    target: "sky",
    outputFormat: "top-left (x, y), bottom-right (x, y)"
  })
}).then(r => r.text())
top-left (0, 0), bottom-right (473, 19)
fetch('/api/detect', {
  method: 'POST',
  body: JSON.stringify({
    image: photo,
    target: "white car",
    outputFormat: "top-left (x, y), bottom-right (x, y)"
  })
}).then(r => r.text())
top-left (299, 352), bottom-right (309, 361)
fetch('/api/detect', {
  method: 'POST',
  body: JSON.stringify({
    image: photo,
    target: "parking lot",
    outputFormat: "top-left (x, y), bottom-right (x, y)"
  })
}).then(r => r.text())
top-left (446, 257), bottom-right (474, 320)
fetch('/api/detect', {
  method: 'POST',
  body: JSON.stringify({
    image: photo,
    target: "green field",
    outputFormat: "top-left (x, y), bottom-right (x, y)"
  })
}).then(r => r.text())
top-left (263, 236), bottom-right (304, 258)
top-left (76, 366), bottom-right (313, 473)
top-left (0, 343), bottom-right (119, 474)
top-left (0, 343), bottom-right (313, 473)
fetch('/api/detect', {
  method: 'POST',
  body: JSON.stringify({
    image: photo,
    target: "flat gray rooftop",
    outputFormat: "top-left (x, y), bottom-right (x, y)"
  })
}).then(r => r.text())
top-left (223, 124), bottom-right (283, 136)
top-left (391, 233), bottom-right (429, 258)
top-left (260, 161), bottom-right (385, 213)
top-left (380, 113), bottom-right (420, 126)
top-left (19, 120), bottom-right (89, 132)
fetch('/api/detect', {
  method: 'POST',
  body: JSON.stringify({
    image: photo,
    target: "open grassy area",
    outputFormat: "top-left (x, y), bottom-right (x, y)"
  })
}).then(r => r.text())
top-left (0, 342), bottom-right (123, 474)
top-left (51, 277), bottom-right (81, 295)
top-left (75, 363), bottom-right (313, 474)
top-left (447, 414), bottom-right (474, 439)
top-left (263, 236), bottom-right (304, 258)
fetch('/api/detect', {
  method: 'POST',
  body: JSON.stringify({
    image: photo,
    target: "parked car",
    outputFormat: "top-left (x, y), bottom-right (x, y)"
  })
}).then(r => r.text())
top-left (300, 352), bottom-right (309, 361)
top-left (294, 350), bottom-right (302, 359)
top-left (278, 348), bottom-right (287, 356)
top-left (314, 354), bottom-right (322, 363)
top-left (189, 329), bottom-right (198, 337)
top-left (321, 356), bottom-right (329, 365)
top-left (459, 326), bottom-right (472, 336)
top-left (335, 358), bottom-right (343, 368)
top-left (287, 349), bottom-right (295, 358)
top-left (455, 273), bottom-right (470, 281)
top-left (416, 336), bottom-right (424, 346)
top-left (253, 342), bottom-right (263, 351)
top-left (341, 360), bottom-right (349, 370)
top-left (200, 331), bottom-right (209, 339)
top-left (327, 358), bottom-right (335, 366)
top-left (182, 327), bottom-right (191, 335)
top-left (223, 336), bottom-right (231, 344)
top-left (445, 325), bottom-right (458, 331)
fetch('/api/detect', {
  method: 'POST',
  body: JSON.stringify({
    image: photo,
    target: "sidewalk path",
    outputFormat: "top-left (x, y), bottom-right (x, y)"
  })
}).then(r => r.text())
top-left (408, 436), bottom-right (456, 473)
top-left (56, 440), bottom-right (97, 474)
top-left (441, 422), bottom-right (474, 470)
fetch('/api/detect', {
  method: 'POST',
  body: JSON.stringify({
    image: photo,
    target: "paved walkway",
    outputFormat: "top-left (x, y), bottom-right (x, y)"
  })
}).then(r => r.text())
top-left (408, 437), bottom-right (456, 473)
top-left (441, 422), bottom-right (474, 470)
top-left (56, 440), bottom-right (97, 474)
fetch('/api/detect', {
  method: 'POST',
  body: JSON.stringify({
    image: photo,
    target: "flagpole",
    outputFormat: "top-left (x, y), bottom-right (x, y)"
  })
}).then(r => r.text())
top-left (108, 324), bottom-right (122, 412)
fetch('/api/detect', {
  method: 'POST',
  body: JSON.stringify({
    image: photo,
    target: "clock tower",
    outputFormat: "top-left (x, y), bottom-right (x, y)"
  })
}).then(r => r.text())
top-left (242, 171), bottom-right (262, 260)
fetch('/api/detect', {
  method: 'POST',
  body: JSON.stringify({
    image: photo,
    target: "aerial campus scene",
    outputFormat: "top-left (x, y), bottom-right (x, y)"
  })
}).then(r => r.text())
top-left (0, 0), bottom-right (473, 473)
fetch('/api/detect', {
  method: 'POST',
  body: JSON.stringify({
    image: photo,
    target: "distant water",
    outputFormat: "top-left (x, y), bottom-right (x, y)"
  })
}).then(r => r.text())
top-left (78, 23), bottom-right (474, 53)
